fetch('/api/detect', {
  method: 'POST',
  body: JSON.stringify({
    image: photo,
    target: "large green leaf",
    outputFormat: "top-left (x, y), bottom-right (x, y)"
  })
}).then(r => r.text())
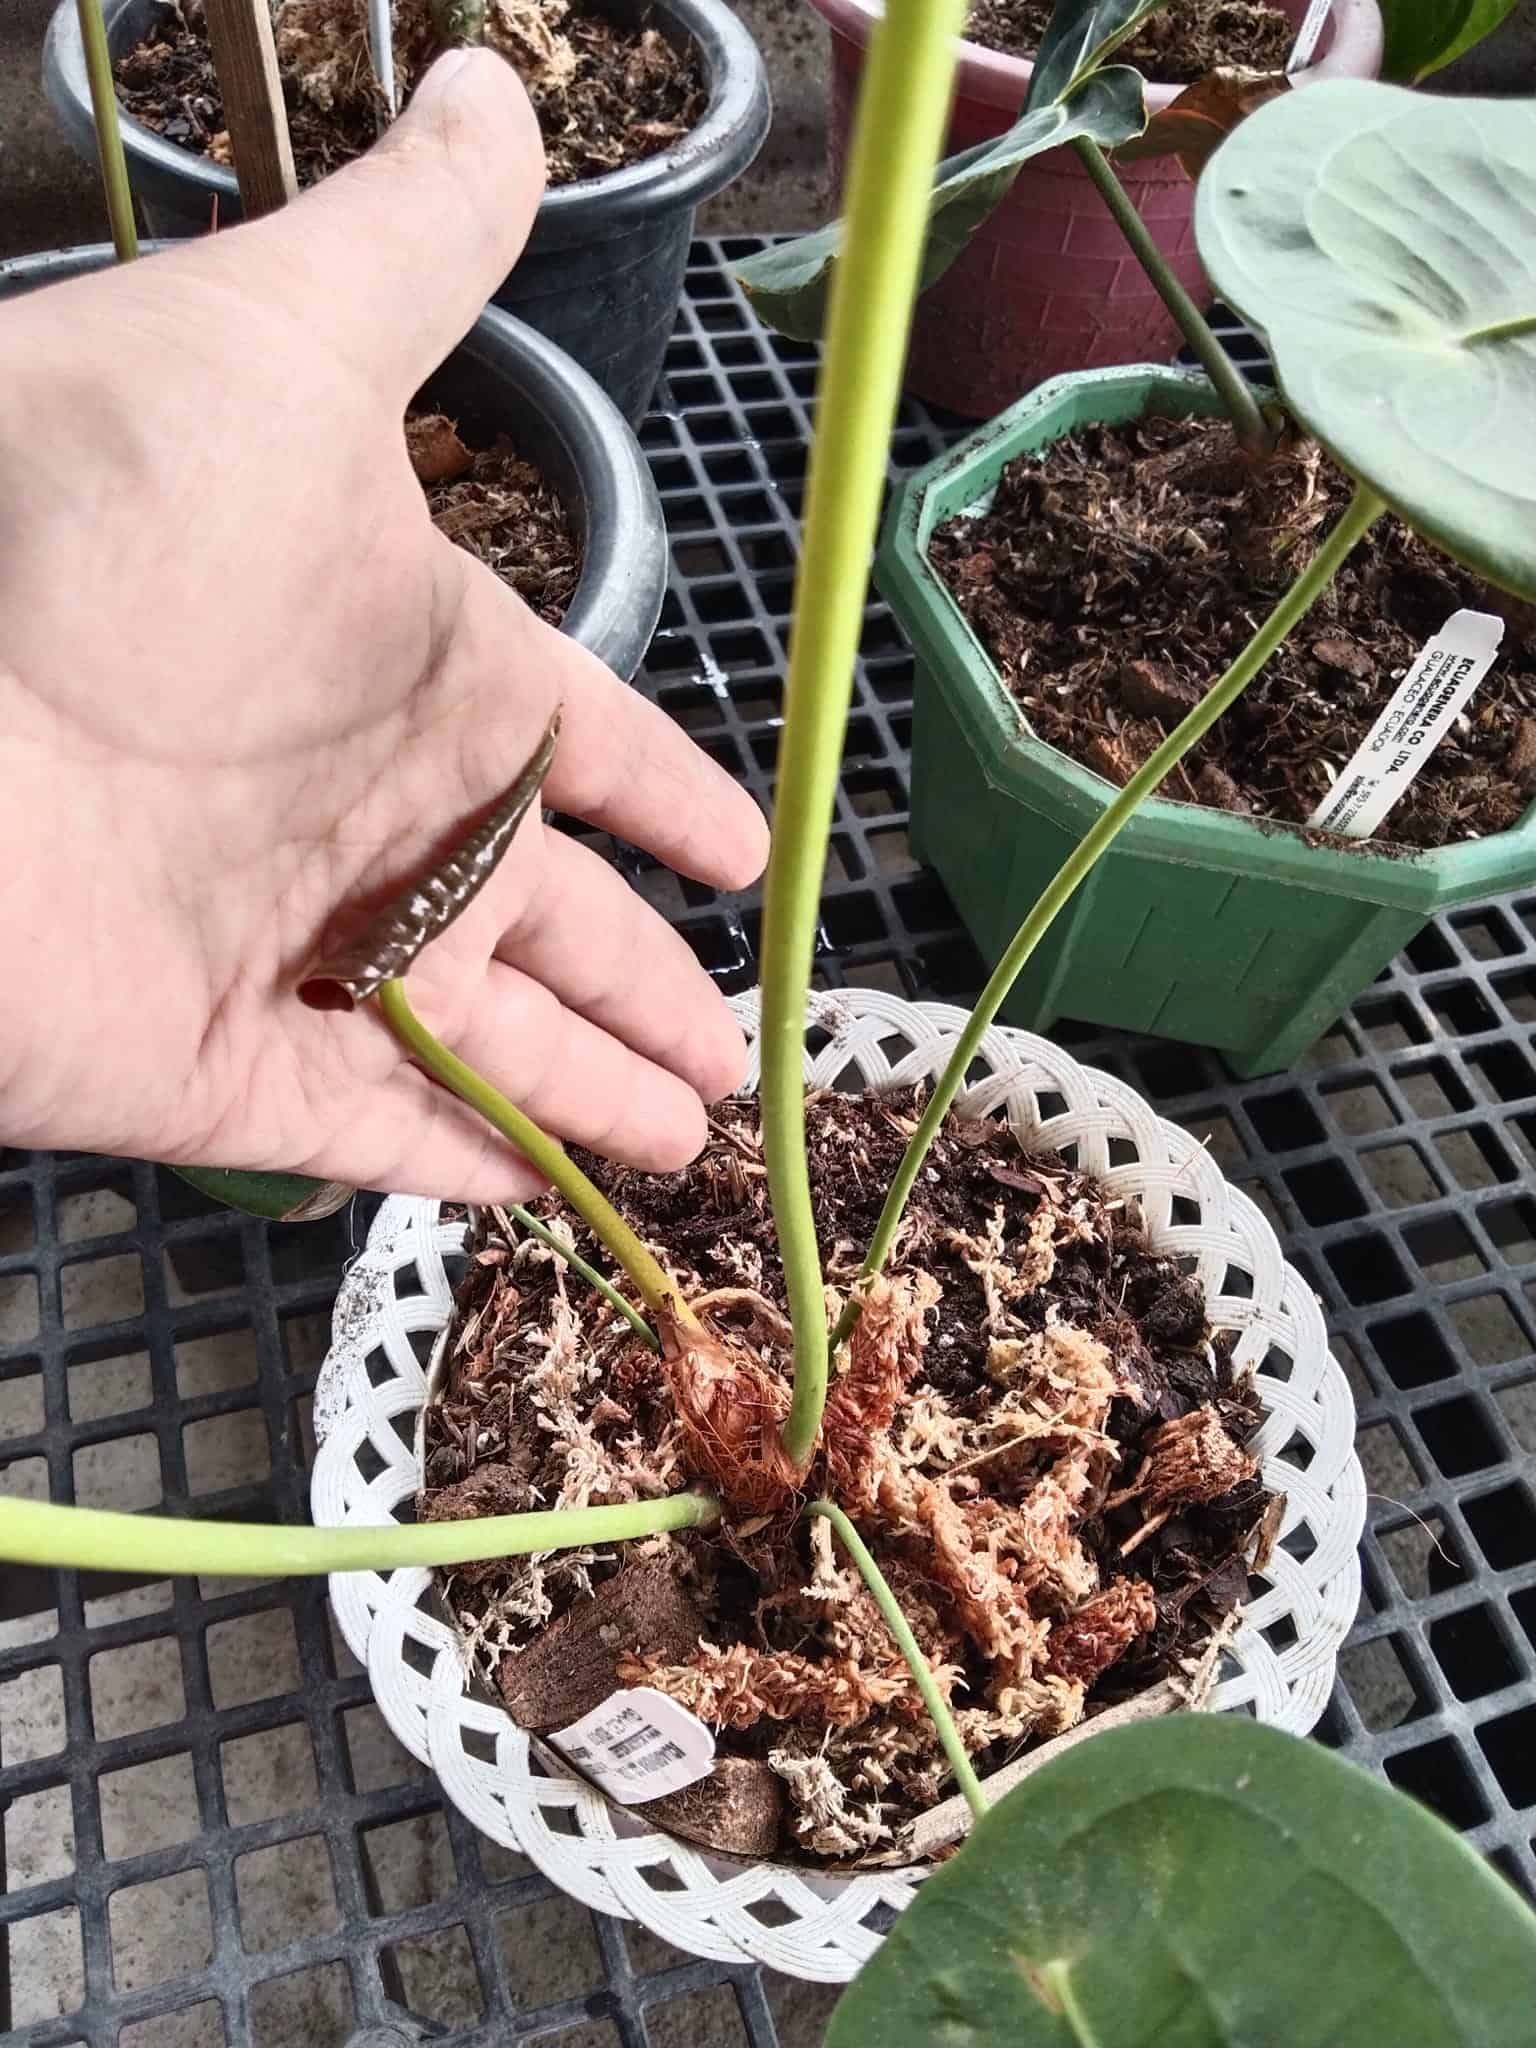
top-left (1196, 82), bottom-right (1536, 599)
top-left (1026, 0), bottom-right (1168, 109)
top-left (1378, 0), bottom-right (1520, 81)
top-left (828, 1715), bottom-right (1536, 2047)
top-left (735, 68), bottom-right (1146, 342)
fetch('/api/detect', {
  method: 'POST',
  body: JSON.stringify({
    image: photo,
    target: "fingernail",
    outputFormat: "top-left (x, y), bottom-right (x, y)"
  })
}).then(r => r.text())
top-left (410, 47), bottom-right (478, 113)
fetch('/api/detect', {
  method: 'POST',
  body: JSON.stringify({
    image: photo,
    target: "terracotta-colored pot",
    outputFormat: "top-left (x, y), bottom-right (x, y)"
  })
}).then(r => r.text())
top-left (806, 0), bottom-right (1383, 417)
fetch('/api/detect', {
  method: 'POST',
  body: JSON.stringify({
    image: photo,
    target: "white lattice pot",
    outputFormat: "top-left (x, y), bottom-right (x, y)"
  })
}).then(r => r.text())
top-left (311, 989), bottom-right (1365, 1982)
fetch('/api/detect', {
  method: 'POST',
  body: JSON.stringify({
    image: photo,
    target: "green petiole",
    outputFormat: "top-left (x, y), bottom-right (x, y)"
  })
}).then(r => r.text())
top-left (0, 1489), bottom-right (720, 1579)
top-left (377, 978), bottom-right (695, 1328)
top-left (507, 1202), bottom-right (661, 1351)
top-left (809, 1499), bottom-right (987, 1824)
top-left (1074, 136), bottom-right (1273, 458)
top-left (76, 0), bottom-right (138, 263)
top-left (1039, 1958), bottom-right (1106, 2048)
top-left (761, 0), bottom-right (969, 1470)
top-left (838, 482), bottom-right (1387, 1336)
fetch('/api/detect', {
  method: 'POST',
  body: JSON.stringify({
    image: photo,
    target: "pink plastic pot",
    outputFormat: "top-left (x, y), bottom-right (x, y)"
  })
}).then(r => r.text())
top-left (806, 0), bottom-right (1382, 417)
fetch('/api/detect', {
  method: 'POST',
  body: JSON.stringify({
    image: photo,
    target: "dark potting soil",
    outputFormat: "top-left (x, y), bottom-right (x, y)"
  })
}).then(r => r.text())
top-left (931, 413), bottom-right (1536, 852)
top-left (406, 412), bottom-right (580, 626)
top-left (419, 1089), bottom-right (1274, 1865)
top-left (115, 0), bottom-right (705, 190)
top-left (963, 0), bottom-right (1294, 80)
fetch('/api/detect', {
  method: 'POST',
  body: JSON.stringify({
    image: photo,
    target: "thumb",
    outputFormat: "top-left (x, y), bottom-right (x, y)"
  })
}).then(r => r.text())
top-left (239, 48), bottom-right (547, 398)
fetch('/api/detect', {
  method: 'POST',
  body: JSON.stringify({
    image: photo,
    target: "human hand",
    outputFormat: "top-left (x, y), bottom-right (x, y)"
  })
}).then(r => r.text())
top-left (0, 49), bottom-right (767, 1200)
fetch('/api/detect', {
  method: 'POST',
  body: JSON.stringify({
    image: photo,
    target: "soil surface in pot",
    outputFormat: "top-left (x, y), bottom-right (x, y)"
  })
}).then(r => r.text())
top-left (115, 0), bottom-right (705, 188)
top-left (963, 0), bottom-right (1293, 79)
top-left (932, 414), bottom-right (1536, 852)
top-left (419, 1088), bottom-right (1275, 1866)
top-left (407, 412), bottom-right (579, 625)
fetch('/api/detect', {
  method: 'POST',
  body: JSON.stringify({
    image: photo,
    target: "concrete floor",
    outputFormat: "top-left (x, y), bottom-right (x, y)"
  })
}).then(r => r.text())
top-left (4, 0), bottom-right (1536, 2035)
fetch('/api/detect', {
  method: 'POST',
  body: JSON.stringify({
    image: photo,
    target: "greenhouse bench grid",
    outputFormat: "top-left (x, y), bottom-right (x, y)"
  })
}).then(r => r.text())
top-left (1, 239), bottom-right (1534, 2047)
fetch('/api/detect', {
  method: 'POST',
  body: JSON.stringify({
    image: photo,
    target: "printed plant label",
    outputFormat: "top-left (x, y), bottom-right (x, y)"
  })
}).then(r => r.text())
top-left (1307, 609), bottom-right (1505, 840)
top-left (1287, 0), bottom-right (1334, 70)
top-left (551, 1686), bottom-right (716, 1804)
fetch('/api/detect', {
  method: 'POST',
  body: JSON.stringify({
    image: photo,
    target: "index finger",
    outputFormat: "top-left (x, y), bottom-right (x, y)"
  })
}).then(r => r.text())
top-left (462, 562), bottom-right (770, 892)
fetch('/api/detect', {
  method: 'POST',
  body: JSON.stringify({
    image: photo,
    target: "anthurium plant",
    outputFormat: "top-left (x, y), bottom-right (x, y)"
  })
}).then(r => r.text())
top-left (9, 0), bottom-right (1536, 2027)
top-left (734, 0), bottom-right (1535, 460)
top-left (734, 0), bottom-right (1279, 456)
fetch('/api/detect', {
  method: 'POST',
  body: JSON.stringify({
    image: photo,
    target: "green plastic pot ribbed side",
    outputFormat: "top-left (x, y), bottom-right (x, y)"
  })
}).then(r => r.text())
top-left (877, 366), bottom-right (1536, 1077)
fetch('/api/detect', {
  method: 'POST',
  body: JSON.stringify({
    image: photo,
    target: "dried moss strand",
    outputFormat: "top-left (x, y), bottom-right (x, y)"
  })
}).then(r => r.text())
top-left (0, 1490), bottom-right (721, 1579)
top-left (808, 1499), bottom-right (988, 1825)
top-left (1074, 137), bottom-right (1271, 457)
top-left (77, 0), bottom-right (138, 261)
top-left (377, 978), bottom-right (696, 1326)
top-left (507, 1203), bottom-right (661, 1351)
top-left (764, 0), bottom-right (968, 1470)
top-left (840, 483), bottom-right (1387, 1339)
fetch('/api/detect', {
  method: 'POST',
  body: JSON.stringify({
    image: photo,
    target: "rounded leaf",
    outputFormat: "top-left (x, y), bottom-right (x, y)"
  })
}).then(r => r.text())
top-left (828, 1715), bottom-right (1536, 2047)
top-left (1196, 82), bottom-right (1536, 598)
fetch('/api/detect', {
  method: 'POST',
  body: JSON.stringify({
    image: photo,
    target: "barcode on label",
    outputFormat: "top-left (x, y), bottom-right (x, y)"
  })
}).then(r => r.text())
top-left (550, 1686), bottom-right (716, 1805)
top-left (630, 1742), bottom-right (687, 1775)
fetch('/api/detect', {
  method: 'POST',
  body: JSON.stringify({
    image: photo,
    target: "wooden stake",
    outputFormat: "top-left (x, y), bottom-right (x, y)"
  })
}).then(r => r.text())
top-left (202, 0), bottom-right (297, 219)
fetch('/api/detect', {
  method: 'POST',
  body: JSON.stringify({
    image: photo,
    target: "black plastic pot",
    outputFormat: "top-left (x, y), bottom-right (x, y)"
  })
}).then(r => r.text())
top-left (0, 242), bottom-right (668, 679)
top-left (43, 0), bottom-right (770, 422)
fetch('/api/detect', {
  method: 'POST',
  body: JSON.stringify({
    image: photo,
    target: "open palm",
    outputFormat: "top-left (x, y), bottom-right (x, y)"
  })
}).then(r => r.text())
top-left (0, 51), bottom-right (767, 1200)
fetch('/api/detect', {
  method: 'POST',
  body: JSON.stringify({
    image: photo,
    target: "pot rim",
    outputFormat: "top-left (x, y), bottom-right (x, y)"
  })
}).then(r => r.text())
top-left (43, 0), bottom-right (770, 233)
top-left (0, 240), bottom-right (668, 676)
top-left (877, 361), bottom-right (1536, 913)
top-left (447, 305), bottom-right (668, 670)
top-left (802, 0), bottom-right (1383, 112)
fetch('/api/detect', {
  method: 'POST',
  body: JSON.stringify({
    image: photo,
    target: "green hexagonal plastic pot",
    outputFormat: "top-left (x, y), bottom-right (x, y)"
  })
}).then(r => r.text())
top-left (876, 364), bottom-right (1536, 1077)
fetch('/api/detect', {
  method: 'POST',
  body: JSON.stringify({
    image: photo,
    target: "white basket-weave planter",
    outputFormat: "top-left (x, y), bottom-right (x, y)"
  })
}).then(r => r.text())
top-left (311, 989), bottom-right (1365, 1982)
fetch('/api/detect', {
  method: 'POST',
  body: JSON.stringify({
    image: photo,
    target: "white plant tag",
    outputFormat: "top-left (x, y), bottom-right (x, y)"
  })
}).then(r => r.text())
top-left (1307, 609), bottom-right (1506, 840)
top-left (1287, 0), bottom-right (1334, 70)
top-left (550, 1686), bottom-right (716, 1804)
